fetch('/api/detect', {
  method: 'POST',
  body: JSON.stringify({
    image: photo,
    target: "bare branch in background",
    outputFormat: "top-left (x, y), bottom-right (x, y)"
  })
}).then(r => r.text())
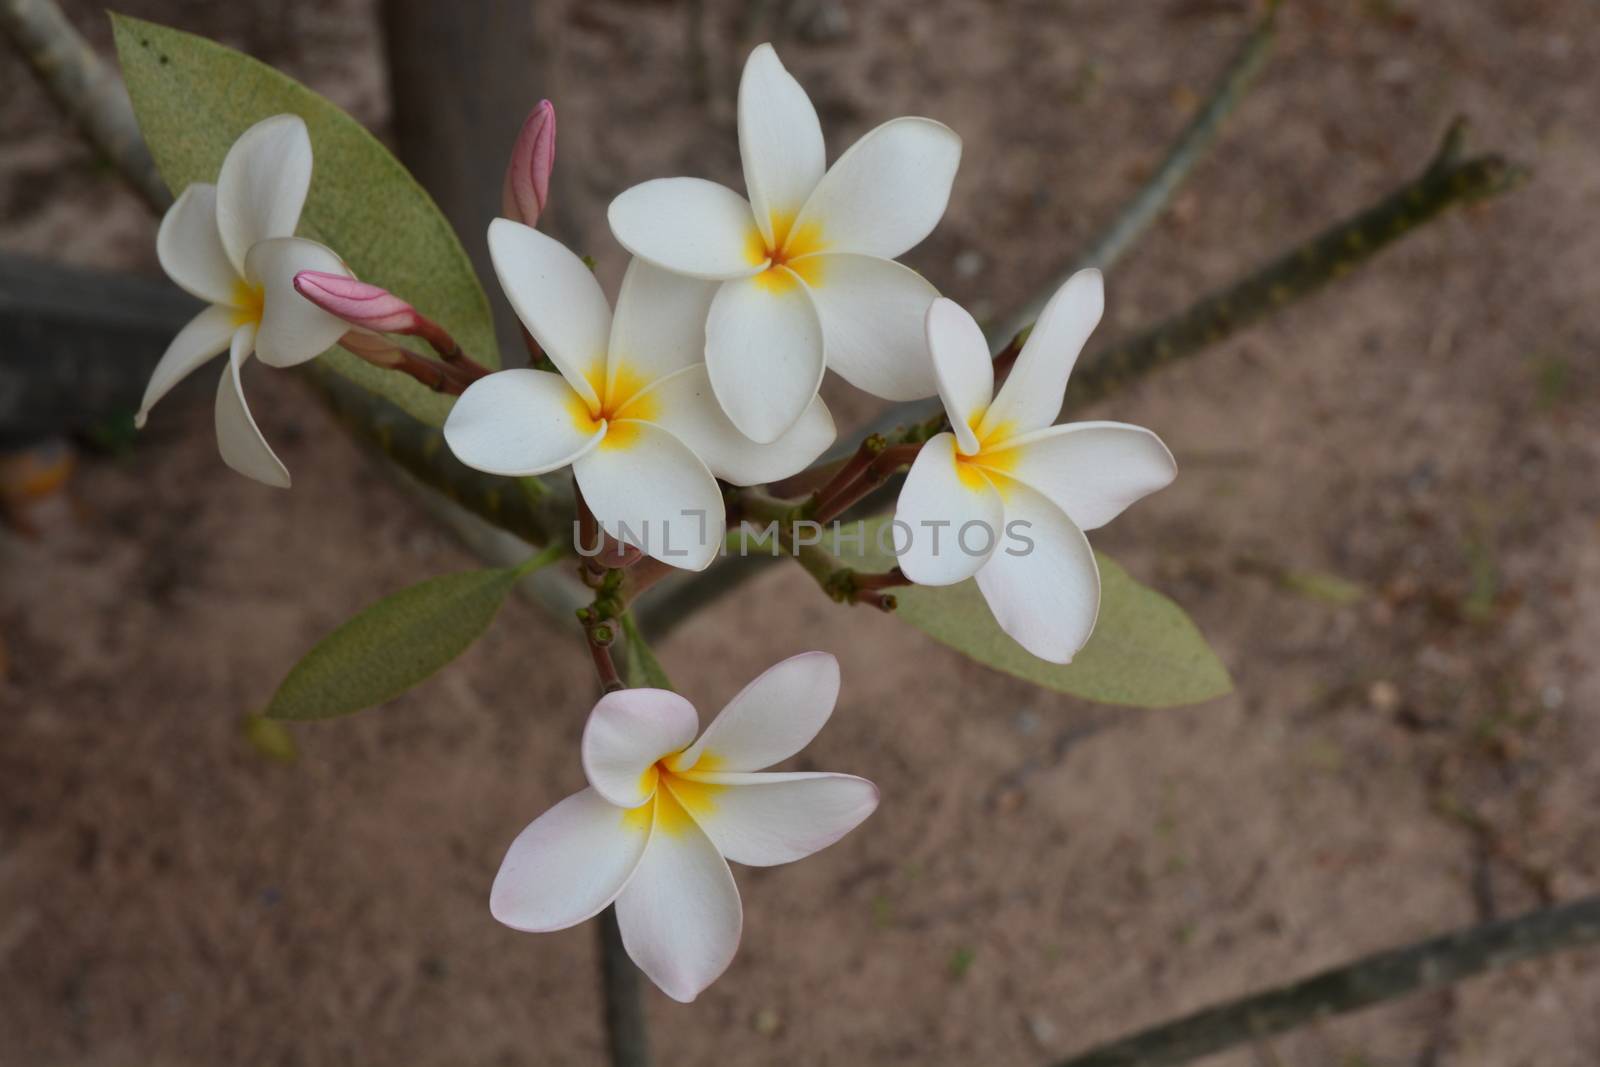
top-left (1052, 892), bottom-right (1600, 1067)
top-left (987, 0), bottom-right (1281, 350)
top-left (1066, 118), bottom-right (1527, 409)
top-left (0, 0), bottom-right (168, 210)
top-left (829, 0), bottom-right (1281, 459)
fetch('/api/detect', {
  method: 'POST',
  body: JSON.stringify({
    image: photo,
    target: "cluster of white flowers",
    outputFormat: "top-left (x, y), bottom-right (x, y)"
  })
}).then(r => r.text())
top-left (140, 42), bottom-right (1175, 1001)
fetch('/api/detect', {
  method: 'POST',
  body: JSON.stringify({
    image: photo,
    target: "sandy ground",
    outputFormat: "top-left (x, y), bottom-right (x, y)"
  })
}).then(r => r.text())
top-left (3, 0), bottom-right (1599, 1064)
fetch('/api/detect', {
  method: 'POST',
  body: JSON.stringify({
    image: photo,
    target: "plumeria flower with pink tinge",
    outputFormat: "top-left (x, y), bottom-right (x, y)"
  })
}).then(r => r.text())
top-left (491, 652), bottom-right (876, 1003)
top-left (607, 44), bottom-right (961, 444)
top-left (139, 114), bottom-right (352, 488)
top-left (895, 270), bottom-right (1178, 663)
top-left (443, 221), bottom-right (835, 571)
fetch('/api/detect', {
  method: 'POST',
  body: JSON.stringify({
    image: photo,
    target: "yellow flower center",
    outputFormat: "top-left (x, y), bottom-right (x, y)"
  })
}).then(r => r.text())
top-left (746, 211), bottom-right (828, 293)
top-left (231, 280), bottom-right (265, 326)
top-left (621, 751), bottom-right (727, 836)
top-left (954, 417), bottom-right (1021, 492)
top-left (567, 359), bottom-right (663, 451)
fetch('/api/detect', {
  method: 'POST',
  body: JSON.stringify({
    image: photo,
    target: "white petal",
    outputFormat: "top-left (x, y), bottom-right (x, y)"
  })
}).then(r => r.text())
top-left (978, 268), bottom-right (1103, 440)
top-left (443, 369), bottom-right (605, 477)
top-left (606, 258), bottom-right (718, 401)
top-left (615, 791), bottom-right (742, 1003)
top-left (674, 651), bottom-right (840, 773)
top-left (975, 478), bottom-right (1101, 664)
top-left (216, 114), bottom-right (312, 277)
top-left (607, 178), bottom-right (765, 281)
top-left (488, 218), bottom-right (611, 409)
top-left (157, 184), bottom-right (240, 306)
top-left (706, 271), bottom-right (825, 444)
top-left (926, 297), bottom-right (993, 455)
top-left (738, 43), bottom-right (824, 248)
top-left (572, 423), bottom-right (726, 571)
top-left (982, 422), bottom-right (1176, 532)
top-left (789, 117), bottom-right (961, 260)
top-left (214, 325), bottom-right (290, 489)
top-left (669, 771), bottom-right (877, 867)
top-left (792, 253), bottom-right (939, 402)
top-left (632, 364), bottom-right (834, 486)
top-left (582, 688), bottom-right (701, 808)
top-left (245, 237), bottom-right (350, 368)
top-left (137, 304), bottom-right (237, 427)
top-left (490, 788), bottom-right (650, 933)
top-left (893, 432), bottom-right (1003, 585)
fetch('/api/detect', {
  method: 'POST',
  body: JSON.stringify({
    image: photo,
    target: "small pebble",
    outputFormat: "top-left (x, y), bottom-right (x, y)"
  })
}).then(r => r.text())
top-left (1368, 679), bottom-right (1401, 713)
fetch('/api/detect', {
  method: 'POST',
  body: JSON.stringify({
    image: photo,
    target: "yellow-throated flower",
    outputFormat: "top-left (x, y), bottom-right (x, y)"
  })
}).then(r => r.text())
top-left (607, 44), bottom-right (961, 443)
top-left (895, 270), bottom-right (1178, 663)
top-left (139, 114), bottom-right (351, 488)
top-left (444, 221), bottom-right (836, 571)
top-left (490, 652), bottom-right (877, 1002)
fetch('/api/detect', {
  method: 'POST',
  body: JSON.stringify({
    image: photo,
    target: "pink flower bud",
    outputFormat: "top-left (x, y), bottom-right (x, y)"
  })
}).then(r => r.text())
top-left (502, 99), bottom-right (555, 225)
top-left (294, 272), bottom-right (420, 334)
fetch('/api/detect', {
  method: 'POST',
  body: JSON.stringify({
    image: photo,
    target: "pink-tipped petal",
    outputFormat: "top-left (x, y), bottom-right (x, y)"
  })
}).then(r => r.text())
top-left (674, 652), bottom-right (840, 773)
top-left (671, 771), bottom-right (878, 867)
top-left (294, 271), bottom-right (420, 334)
top-left (614, 798), bottom-right (743, 1003)
top-left (582, 688), bottom-right (702, 808)
top-left (490, 788), bottom-right (650, 933)
top-left (502, 99), bottom-right (556, 225)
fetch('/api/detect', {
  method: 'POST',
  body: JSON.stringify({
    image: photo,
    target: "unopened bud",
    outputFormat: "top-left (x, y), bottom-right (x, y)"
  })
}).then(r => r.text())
top-left (294, 272), bottom-right (420, 334)
top-left (502, 99), bottom-right (555, 225)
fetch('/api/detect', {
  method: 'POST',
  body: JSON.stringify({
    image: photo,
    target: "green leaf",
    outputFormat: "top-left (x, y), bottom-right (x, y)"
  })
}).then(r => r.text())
top-left (111, 14), bottom-right (498, 427)
top-left (264, 548), bottom-right (561, 721)
top-left (830, 519), bottom-right (1231, 708)
top-left (619, 613), bottom-right (672, 690)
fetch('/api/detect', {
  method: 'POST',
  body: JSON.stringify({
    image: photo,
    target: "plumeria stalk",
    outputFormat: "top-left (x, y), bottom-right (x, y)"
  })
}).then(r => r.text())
top-left (894, 270), bottom-right (1178, 662)
top-left (608, 44), bottom-right (961, 443)
top-left (491, 652), bottom-right (877, 1002)
top-left (442, 220), bottom-right (836, 571)
top-left (139, 114), bottom-right (352, 488)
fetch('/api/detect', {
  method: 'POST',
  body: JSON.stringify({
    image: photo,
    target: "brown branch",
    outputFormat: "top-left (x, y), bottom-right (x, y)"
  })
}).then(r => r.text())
top-left (813, 442), bottom-right (921, 525)
top-left (1053, 892), bottom-right (1600, 1067)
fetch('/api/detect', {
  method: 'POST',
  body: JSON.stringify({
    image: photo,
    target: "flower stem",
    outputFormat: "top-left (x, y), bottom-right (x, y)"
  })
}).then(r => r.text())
top-left (598, 907), bottom-right (651, 1067)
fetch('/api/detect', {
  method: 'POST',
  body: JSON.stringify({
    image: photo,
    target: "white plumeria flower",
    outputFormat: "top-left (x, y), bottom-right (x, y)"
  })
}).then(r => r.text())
top-left (139, 114), bottom-right (352, 488)
top-left (607, 44), bottom-right (962, 444)
top-left (894, 270), bottom-right (1178, 663)
top-left (491, 652), bottom-right (877, 1003)
top-left (444, 220), bottom-right (836, 571)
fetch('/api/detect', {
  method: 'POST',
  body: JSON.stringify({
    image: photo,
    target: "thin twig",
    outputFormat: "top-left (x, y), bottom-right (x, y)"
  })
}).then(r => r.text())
top-left (0, 0), bottom-right (169, 211)
top-left (814, 443), bottom-right (921, 525)
top-left (813, 1), bottom-right (1282, 465)
top-left (1052, 892), bottom-right (1600, 1067)
top-left (1067, 120), bottom-right (1527, 409)
top-left (986, 0), bottom-right (1280, 352)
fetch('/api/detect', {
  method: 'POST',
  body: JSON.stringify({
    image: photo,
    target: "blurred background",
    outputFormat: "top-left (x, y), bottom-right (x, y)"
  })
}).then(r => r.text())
top-left (2, 0), bottom-right (1598, 1063)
